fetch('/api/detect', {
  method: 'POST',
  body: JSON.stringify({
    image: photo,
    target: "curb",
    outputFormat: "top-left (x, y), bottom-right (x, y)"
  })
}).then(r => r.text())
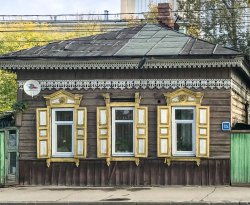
top-left (0, 202), bottom-right (249, 205)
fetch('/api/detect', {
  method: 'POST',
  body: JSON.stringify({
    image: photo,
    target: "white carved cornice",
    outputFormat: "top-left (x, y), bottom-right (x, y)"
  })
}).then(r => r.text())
top-left (17, 79), bottom-right (231, 90)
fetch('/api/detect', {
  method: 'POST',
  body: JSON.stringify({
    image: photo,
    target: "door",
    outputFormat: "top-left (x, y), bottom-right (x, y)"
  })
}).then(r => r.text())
top-left (0, 131), bottom-right (5, 185)
top-left (6, 130), bottom-right (18, 184)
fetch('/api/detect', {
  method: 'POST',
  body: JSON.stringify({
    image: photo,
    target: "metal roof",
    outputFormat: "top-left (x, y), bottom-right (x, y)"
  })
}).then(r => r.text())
top-left (1, 24), bottom-right (241, 59)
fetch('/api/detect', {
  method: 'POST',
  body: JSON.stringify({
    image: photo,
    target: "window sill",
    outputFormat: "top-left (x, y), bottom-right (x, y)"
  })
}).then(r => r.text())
top-left (106, 157), bottom-right (140, 166)
top-left (164, 157), bottom-right (201, 166)
top-left (46, 158), bottom-right (80, 167)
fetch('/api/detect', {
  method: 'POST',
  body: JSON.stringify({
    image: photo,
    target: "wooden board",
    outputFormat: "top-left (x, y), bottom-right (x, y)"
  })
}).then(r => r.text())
top-left (19, 159), bottom-right (230, 186)
top-left (17, 86), bottom-right (231, 159)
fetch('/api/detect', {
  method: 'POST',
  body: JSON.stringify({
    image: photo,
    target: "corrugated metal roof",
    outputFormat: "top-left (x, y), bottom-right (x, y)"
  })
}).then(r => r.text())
top-left (0, 24), bottom-right (241, 59)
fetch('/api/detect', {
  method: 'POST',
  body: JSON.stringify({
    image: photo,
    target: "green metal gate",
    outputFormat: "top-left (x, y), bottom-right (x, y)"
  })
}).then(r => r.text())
top-left (0, 131), bottom-right (5, 185)
top-left (231, 132), bottom-right (250, 185)
top-left (0, 129), bottom-right (18, 186)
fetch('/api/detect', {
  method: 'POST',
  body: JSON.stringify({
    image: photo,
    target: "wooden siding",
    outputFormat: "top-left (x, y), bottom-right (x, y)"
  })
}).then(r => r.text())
top-left (16, 67), bottom-right (230, 80)
top-left (231, 90), bottom-right (247, 124)
top-left (231, 69), bottom-right (250, 125)
top-left (19, 159), bottom-right (230, 186)
top-left (18, 88), bottom-right (231, 160)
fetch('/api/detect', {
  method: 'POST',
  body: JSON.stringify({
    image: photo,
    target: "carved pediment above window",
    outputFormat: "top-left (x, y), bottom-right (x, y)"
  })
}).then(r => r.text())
top-left (164, 88), bottom-right (203, 106)
top-left (44, 90), bottom-right (82, 107)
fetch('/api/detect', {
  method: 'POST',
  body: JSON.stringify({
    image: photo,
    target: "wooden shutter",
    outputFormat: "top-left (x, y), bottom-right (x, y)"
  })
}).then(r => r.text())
top-left (196, 106), bottom-right (210, 158)
top-left (74, 107), bottom-right (87, 158)
top-left (97, 107), bottom-right (110, 158)
top-left (135, 106), bottom-right (148, 158)
top-left (36, 108), bottom-right (50, 159)
top-left (157, 106), bottom-right (171, 157)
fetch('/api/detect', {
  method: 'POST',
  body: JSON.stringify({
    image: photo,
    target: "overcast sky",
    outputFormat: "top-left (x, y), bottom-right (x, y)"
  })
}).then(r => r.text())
top-left (0, 0), bottom-right (120, 15)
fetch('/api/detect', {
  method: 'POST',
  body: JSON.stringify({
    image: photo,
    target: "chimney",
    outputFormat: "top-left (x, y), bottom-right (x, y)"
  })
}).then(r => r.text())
top-left (157, 3), bottom-right (175, 29)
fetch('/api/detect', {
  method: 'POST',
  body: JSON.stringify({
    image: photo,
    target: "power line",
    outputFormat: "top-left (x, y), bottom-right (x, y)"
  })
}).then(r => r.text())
top-left (0, 5), bottom-right (249, 22)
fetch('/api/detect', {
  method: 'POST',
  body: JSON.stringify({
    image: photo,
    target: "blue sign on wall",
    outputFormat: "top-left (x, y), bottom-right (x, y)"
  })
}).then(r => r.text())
top-left (222, 122), bottom-right (231, 131)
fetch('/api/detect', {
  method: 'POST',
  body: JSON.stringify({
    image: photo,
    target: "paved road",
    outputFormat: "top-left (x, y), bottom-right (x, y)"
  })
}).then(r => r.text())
top-left (0, 186), bottom-right (250, 204)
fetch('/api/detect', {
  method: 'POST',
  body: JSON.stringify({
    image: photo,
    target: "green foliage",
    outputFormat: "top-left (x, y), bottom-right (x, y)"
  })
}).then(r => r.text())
top-left (178, 0), bottom-right (249, 55)
top-left (178, 0), bottom-right (202, 37)
top-left (0, 22), bottom-right (101, 55)
top-left (0, 22), bottom-right (102, 113)
top-left (11, 101), bottom-right (28, 113)
top-left (127, 1), bottom-right (159, 27)
top-left (143, 2), bottom-right (159, 24)
top-left (0, 70), bottom-right (17, 113)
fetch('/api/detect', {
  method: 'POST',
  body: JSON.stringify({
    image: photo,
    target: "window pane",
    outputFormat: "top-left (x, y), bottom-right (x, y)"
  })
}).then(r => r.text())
top-left (9, 152), bottom-right (16, 174)
top-left (57, 125), bottom-right (72, 152)
top-left (8, 132), bottom-right (17, 148)
top-left (177, 123), bottom-right (193, 151)
top-left (115, 110), bottom-right (133, 120)
top-left (175, 109), bottom-right (193, 120)
top-left (56, 111), bottom-right (73, 121)
top-left (115, 122), bottom-right (133, 153)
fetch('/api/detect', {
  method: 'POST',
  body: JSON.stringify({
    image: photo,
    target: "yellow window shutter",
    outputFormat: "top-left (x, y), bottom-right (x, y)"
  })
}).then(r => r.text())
top-left (135, 106), bottom-right (148, 158)
top-left (36, 108), bottom-right (51, 159)
top-left (157, 106), bottom-right (171, 157)
top-left (74, 107), bottom-right (87, 158)
top-left (97, 107), bottom-right (111, 158)
top-left (196, 106), bottom-right (210, 158)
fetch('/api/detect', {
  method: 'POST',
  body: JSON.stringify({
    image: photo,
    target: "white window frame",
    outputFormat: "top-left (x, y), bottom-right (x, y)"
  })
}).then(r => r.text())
top-left (172, 107), bottom-right (196, 157)
top-left (52, 108), bottom-right (74, 157)
top-left (112, 107), bottom-right (135, 157)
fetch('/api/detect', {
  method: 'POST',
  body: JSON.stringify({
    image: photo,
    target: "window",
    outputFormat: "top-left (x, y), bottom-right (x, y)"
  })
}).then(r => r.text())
top-left (172, 107), bottom-right (195, 156)
top-left (157, 88), bottom-right (210, 163)
top-left (97, 92), bottom-right (148, 165)
top-left (52, 109), bottom-right (74, 157)
top-left (112, 107), bottom-right (134, 156)
top-left (36, 90), bottom-right (87, 167)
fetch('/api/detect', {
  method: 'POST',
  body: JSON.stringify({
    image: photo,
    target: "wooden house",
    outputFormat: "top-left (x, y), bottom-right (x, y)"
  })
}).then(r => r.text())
top-left (0, 24), bottom-right (249, 186)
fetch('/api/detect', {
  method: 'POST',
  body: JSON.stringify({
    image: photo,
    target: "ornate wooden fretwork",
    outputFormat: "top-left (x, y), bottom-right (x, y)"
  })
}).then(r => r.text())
top-left (158, 88), bottom-right (210, 166)
top-left (36, 90), bottom-right (87, 167)
top-left (18, 79), bottom-right (232, 90)
top-left (0, 58), bottom-right (245, 71)
top-left (164, 88), bottom-right (203, 106)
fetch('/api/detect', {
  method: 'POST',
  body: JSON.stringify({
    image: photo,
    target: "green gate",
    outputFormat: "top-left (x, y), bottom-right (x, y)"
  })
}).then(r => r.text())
top-left (0, 131), bottom-right (5, 185)
top-left (0, 130), bottom-right (18, 186)
top-left (231, 132), bottom-right (250, 185)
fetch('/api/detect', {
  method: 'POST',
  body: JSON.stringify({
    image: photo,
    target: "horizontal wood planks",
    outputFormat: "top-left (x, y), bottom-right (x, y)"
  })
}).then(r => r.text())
top-left (18, 88), bottom-right (231, 160)
top-left (231, 90), bottom-right (247, 124)
top-left (16, 67), bottom-right (230, 81)
top-left (19, 159), bottom-right (230, 186)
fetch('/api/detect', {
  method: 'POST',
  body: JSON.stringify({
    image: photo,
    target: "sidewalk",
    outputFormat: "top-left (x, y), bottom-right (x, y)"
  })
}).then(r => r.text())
top-left (0, 186), bottom-right (250, 204)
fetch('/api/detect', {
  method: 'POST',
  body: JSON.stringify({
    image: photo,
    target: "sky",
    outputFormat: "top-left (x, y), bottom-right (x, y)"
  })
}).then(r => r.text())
top-left (0, 0), bottom-right (121, 15)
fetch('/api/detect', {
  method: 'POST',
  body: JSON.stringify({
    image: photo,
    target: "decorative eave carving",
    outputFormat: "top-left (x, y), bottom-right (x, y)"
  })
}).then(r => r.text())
top-left (18, 79), bottom-right (232, 91)
top-left (0, 58), bottom-right (245, 71)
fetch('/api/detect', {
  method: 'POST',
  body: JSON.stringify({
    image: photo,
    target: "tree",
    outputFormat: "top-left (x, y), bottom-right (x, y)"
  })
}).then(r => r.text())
top-left (127, 1), bottom-right (159, 27)
top-left (143, 2), bottom-right (159, 24)
top-left (0, 22), bottom-right (102, 54)
top-left (178, 0), bottom-right (249, 55)
top-left (0, 22), bottom-right (101, 113)
top-left (0, 70), bottom-right (17, 113)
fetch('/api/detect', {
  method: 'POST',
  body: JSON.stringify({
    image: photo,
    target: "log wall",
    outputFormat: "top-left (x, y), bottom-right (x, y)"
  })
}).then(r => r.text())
top-left (16, 67), bottom-right (232, 185)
